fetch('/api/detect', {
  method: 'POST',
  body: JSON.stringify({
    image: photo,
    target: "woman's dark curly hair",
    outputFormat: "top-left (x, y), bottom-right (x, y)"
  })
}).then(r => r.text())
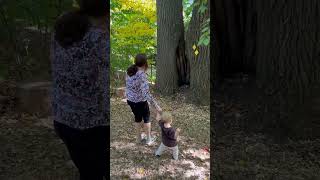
top-left (54, 0), bottom-right (109, 48)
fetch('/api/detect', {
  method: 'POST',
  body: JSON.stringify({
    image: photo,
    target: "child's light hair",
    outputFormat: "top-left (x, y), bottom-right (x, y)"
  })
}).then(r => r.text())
top-left (162, 112), bottom-right (173, 123)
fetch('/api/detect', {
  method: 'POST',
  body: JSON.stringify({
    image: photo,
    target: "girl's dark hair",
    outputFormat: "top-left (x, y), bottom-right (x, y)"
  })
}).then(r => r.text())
top-left (127, 54), bottom-right (148, 76)
top-left (54, 0), bottom-right (109, 48)
top-left (127, 65), bottom-right (138, 77)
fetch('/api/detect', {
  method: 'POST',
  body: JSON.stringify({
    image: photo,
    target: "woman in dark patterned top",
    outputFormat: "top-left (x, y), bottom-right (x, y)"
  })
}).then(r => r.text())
top-left (50, 0), bottom-right (109, 179)
top-left (126, 54), bottom-right (162, 145)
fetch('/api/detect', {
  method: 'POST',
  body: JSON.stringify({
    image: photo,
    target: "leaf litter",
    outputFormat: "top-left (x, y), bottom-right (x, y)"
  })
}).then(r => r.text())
top-left (110, 90), bottom-right (210, 179)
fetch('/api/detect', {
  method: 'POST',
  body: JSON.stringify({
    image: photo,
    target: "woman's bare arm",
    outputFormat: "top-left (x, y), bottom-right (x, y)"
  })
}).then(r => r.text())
top-left (156, 112), bottom-right (161, 122)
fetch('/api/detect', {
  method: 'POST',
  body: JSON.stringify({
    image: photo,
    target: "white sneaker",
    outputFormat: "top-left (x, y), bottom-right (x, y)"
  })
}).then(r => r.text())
top-left (141, 133), bottom-right (147, 140)
top-left (136, 133), bottom-right (148, 144)
top-left (146, 136), bottom-right (156, 146)
top-left (139, 134), bottom-right (146, 144)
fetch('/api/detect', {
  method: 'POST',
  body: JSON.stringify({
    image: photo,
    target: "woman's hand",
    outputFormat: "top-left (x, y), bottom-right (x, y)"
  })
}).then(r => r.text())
top-left (156, 106), bottom-right (162, 113)
top-left (156, 112), bottom-right (161, 121)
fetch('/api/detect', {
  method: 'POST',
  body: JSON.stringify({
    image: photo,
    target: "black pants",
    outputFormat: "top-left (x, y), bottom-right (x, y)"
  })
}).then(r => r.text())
top-left (54, 121), bottom-right (108, 180)
top-left (127, 100), bottom-right (150, 123)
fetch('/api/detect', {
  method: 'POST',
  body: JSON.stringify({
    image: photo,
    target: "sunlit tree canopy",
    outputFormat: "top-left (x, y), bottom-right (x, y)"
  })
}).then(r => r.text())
top-left (111, 0), bottom-right (157, 74)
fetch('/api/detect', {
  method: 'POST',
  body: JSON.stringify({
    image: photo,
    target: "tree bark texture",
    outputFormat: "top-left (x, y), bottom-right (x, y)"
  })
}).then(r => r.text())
top-left (256, 0), bottom-right (320, 138)
top-left (213, 0), bottom-right (320, 138)
top-left (186, 0), bottom-right (210, 104)
top-left (156, 0), bottom-right (185, 94)
top-left (212, 0), bottom-right (257, 77)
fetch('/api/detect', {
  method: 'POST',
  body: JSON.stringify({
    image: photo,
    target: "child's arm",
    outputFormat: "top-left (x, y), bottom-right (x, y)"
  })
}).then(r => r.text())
top-left (175, 128), bottom-right (181, 141)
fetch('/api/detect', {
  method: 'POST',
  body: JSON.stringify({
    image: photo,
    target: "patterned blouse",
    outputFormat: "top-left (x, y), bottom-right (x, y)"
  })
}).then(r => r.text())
top-left (125, 70), bottom-right (159, 109)
top-left (50, 27), bottom-right (109, 129)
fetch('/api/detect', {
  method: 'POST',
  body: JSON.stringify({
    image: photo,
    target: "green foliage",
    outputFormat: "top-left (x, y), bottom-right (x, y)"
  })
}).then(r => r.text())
top-left (194, 0), bottom-right (208, 14)
top-left (148, 73), bottom-right (156, 83)
top-left (198, 18), bottom-right (210, 46)
top-left (183, 0), bottom-right (194, 30)
top-left (182, 0), bottom-right (209, 47)
top-left (110, 54), bottom-right (133, 74)
top-left (0, 0), bottom-right (74, 80)
top-left (193, 0), bottom-right (210, 47)
top-left (111, 0), bottom-right (156, 82)
top-left (147, 60), bottom-right (156, 83)
top-left (0, 0), bottom-right (74, 32)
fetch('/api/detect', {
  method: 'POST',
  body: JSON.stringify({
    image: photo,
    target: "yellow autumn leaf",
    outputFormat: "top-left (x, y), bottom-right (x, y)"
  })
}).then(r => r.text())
top-left (118, 0), bottom-right (155, 14)
top-left (115, 21), bottom-right (155, 39)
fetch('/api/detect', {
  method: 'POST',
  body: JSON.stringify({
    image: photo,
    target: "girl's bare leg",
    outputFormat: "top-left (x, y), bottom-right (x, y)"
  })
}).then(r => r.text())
top-left (135, 122), bottom-right (142, 143)
top-left (144, 122), bottom-right (152, 143)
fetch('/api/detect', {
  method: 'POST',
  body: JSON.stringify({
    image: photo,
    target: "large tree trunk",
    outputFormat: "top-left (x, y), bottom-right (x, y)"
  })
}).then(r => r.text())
top-left (256, 0), bottom-right (320, 138)
top-left (212, 0), bottom-right (257, 77)
top-left (186, 0), bottom-right (210, 105)
top-left (213, 0), bottom-right (244, 76)
top-left (242, 0), bottom-right (257, 74)
top-left (213, 0), bottom-right (320, 139)
top-left (156, 0), bottom-right (185, 94)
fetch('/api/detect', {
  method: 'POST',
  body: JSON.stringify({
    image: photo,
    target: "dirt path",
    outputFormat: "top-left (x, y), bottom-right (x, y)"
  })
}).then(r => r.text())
top-left (110, 94), bottom-right (210, 179)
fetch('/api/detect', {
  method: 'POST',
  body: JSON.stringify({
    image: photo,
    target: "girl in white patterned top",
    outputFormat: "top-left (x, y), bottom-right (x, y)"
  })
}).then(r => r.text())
top-left (126, 54), bottom-right (162, 145)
